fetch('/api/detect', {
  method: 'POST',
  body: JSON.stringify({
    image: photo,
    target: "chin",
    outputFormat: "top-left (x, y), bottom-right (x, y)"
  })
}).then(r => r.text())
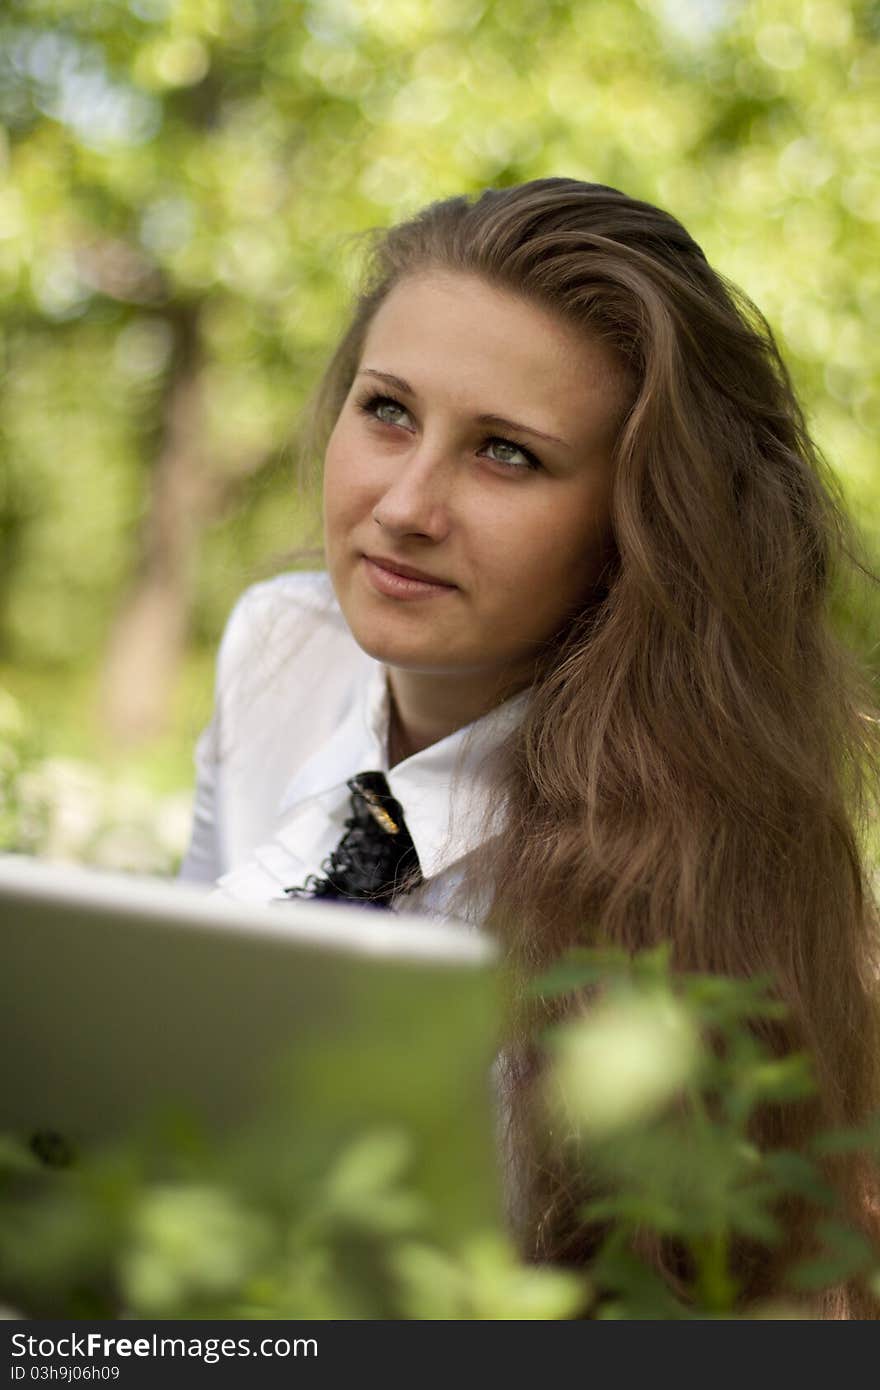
top-left (349, 630), bottom-right (437, 670)
top-left (342, 619), bottom-right (458, 675)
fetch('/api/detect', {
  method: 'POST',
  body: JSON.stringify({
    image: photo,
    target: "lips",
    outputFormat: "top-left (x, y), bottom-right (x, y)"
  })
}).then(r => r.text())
top-left (360, 553), bottom-right (459, 601)
top-left (363, 554), bottom-right (457, 587)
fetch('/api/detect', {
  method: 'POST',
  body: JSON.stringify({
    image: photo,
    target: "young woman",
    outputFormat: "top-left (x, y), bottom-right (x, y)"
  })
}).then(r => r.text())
top-left (180, 178), bottom-right (880, 1316)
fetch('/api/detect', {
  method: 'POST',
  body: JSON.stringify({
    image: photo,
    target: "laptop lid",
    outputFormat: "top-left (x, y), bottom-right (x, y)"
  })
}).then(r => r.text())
top-left (0, 854), bottom-right (503, 1240)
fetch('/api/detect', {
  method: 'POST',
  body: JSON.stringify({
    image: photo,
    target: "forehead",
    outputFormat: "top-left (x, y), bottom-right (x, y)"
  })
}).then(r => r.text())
top-left (360, 271), bottom-right (628, 442)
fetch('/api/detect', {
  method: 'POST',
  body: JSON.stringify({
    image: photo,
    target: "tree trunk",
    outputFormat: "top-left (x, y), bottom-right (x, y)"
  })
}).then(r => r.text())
top-left (99, 304), bottom-right (211, 746)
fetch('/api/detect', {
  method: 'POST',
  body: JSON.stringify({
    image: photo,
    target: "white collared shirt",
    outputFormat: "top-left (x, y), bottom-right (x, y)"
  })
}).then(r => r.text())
top-left (178, 570), bottom-right (526, 919)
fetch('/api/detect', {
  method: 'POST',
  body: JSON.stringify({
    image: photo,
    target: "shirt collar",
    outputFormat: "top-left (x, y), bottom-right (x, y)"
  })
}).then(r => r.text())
top-left (275, 654), bottom-right (388, 817)
top-left (276, 662), bottom-right (527, 880)
top-left (385, 690), bottom-right (526, 878)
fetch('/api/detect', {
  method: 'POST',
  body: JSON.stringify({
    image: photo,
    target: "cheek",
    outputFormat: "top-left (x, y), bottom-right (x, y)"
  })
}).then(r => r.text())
top-left (494, 494), bottom-right (611, 581)
top-left (323, 425), bottom-right (349, 500)
top-left (489, 495), bottom-right (610, 605)
top-left (323, 432), bottom-right (372, 531)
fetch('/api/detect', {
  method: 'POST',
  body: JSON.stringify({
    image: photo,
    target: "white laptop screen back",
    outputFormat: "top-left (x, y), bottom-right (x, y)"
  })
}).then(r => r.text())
top-left (0, 855), bottom-right (503, 1240)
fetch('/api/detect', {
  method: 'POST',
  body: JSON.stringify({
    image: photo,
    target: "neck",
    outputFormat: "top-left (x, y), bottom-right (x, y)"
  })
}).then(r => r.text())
top-left (385, 667), bottom-right (527, 768)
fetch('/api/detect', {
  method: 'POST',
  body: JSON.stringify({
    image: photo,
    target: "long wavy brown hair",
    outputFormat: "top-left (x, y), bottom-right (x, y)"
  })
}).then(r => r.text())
top-left (302, 178), bottom-right (880, 1316)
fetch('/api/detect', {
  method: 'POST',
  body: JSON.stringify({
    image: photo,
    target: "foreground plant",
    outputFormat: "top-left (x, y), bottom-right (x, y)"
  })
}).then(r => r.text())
top-left (2, 947), bottom-right (878, 1319)
top-left (540, 945), bottom-right (880, 1317)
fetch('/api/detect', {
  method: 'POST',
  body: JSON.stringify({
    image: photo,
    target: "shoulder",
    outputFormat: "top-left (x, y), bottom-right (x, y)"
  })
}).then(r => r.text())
top-left (202, 571), bottom-right (375, 840)
top-left (211, 570), bottom-right (370, 743)
top-left (216, 570), bottom-right (348, 677)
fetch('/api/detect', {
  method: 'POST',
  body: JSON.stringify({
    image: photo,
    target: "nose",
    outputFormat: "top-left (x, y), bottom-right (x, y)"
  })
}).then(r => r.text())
top-left (371, 441), bottom-right (453, 543)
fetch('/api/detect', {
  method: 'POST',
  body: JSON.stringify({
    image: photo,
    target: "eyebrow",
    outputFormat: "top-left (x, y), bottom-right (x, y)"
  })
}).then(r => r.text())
top-left (357, 369), bottom-right (571, 449)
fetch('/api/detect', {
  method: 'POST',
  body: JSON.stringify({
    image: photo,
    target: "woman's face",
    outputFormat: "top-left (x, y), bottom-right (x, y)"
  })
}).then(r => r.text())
top-left (323, 270), bottom-right (629, 696)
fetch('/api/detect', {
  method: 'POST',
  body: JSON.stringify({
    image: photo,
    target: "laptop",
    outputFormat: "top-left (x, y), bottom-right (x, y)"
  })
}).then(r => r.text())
top-left (0, 854), bottom-right (504, 1241)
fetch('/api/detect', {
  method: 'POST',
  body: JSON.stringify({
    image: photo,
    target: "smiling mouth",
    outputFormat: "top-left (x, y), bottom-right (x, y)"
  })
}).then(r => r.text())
top-left (361, 554), bottom-right (458, 598)
top-left (364, 553), bottom-right (458, 586)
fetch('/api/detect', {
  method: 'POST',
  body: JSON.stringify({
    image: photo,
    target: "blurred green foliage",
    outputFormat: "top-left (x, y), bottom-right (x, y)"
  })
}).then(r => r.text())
top-left (0, 0), bottom-right (877, 773)
top-left (0, 685), bottom-right (49, 852)
top-left (3, 945), bottom-right (879, 1319)
top-left (1, 0), bottom-right (878, 1321)
top-left (0, 682), bottom-right (193, 868)
top-left (541, 946), bottom-right (880, 1316)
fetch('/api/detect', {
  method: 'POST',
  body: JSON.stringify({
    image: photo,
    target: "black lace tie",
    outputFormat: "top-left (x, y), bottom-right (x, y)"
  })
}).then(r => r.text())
top-left (282, 771), bottom-right (423, 910)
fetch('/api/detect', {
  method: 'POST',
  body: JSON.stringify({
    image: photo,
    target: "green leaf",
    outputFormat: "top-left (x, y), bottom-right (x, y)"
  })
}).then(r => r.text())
top-left (741, 1054), bottom-right (816, 1104)
top-left (787, 1221), bottom-right (878, 1293)
top-left (760, 1151), bottom-right (834, 1207)
top-left (590, 1245), bottom-right (695, 1320)
top-left (809, 1112), bottom-right (880, 1158)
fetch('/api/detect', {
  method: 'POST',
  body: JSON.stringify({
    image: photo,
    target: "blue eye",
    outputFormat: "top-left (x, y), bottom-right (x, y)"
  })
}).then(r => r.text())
top-left (484, 439), bottom-right (538, 470)
top-left (357, 393), bottom-right (413, 428)
top-left (376, 399), bottom-right (411, 427)
top-left (355, 391), bottom-right (542, 472)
